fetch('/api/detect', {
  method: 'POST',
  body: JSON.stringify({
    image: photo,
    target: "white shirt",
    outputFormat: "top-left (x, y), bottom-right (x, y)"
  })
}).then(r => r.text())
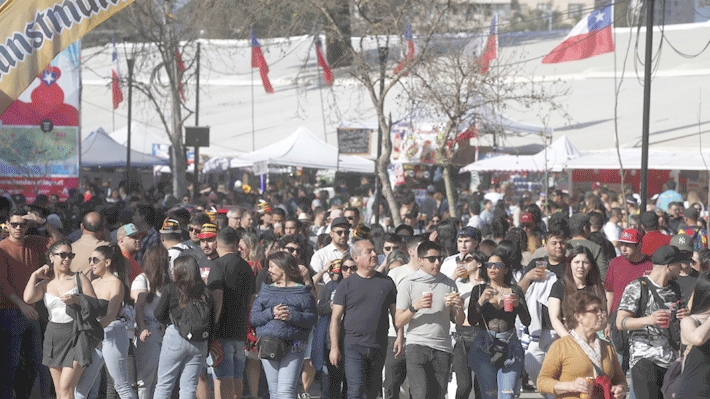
top-left (467, 215), bottom-right (483, 229)
top-left (310, 243), bottom-right (345, 284)
top-left (131, 273), bottom-right (162, 323)
top-left (484, 191), bottom-right (504, 205)
top-left (603, 221), bottom-right (622, 256)
top-left (387, 264), bottom-right (418, 337)
top-left (440, 253), bottom-right (461, 279)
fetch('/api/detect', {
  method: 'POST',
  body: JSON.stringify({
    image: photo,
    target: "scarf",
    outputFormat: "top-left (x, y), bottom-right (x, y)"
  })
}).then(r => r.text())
top-left (570, 329), bottom-right (612, 399)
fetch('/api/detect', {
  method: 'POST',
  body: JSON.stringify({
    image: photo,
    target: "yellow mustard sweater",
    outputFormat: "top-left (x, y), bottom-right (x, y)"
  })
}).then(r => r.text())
top-left (537, 335), bottom-right (626, 398)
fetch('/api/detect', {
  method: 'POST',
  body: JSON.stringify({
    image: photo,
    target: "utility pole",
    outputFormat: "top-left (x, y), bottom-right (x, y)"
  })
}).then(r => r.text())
top-left (640, 0), bottom-right (655, 212)
top-left (126, 58), bottom-right (135, 189)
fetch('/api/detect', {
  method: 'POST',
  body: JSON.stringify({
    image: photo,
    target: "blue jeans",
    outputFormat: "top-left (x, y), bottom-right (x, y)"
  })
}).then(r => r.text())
top-left (343, 344), bottom-right (386, 399)
top-left (261, 345), bottom-right (306, 399)
top-left (74, 343), bottom-right (104, 399)
top-left (153, 325), bottom-right (208, 399)
top-left (211, 339), bottom-right (246, 379)
top-left (469, 329), bottom-right (523, 399)
top-left (405, 344), bottom-right (452, 399)
top-left (0, 308), bottom-right (42, 399)
top-left (135, 321), bottom-right (163, 399)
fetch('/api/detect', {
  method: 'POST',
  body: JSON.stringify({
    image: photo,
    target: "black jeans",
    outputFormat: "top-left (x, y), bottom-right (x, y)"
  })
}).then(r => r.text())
top-left (405, 344), bottom-right (452, 399)
top-left (384, 337), bottom-right (408, 399)
top-left (326, 355), bottom-right (348, 399)
top-left (343, 343), bottom-right (386, 399)
top-left (631, 358), bottom-right (667, 399)
top-left (452, 334), bottom-right (481, 399)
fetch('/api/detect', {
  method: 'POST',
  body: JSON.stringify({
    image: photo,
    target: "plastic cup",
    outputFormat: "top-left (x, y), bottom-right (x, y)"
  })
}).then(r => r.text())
top-left (503, 294), bottom-right (515, 312)
top-left (659, 309), bottom-right (671, 328)
top-left (422, 291), bottom-right (433, 308)
top-left (535, 260), bottom-right (547, 273)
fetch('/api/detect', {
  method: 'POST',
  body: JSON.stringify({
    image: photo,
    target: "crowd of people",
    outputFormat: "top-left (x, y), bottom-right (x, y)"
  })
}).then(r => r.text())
top-left (1, 176), bottom-right (710, 399)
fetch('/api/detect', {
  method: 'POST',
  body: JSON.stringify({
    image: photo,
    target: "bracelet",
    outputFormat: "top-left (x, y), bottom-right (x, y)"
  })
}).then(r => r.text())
top-left (621, 316), bottom-right (630, 331)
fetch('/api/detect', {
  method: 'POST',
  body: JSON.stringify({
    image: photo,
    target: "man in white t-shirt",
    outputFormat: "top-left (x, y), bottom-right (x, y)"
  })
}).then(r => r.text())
top-left (440, 227), bottom-right (482, 278)
top-left (604, 207), bottom-right (623, 256)
top-left (311, 216), bottom-right (350, 284)
top-left (384, 236), bottom-right (426, 399)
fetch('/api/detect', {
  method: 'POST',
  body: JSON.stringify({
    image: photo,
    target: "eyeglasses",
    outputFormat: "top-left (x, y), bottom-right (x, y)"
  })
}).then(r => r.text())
top-left (584, 307), bottom-right (607, 316)
top-left (9, 222), bottom-right (27, 229)
top-left (485, 262), bottom-right (505, 270)
top-left (341, 265), bottom-right (357, 272)
top-left (421, 255), bottom-right (443, 263)
top-left (333, 229), bottom-right (350, 236)
top-left (189, 227), bottom-right (202, 233)
top-left (89, 257), bottom-right (105, 264)
top-left (53, 252), bottom-right (76, 259)
top-left (285, 246), bottom-right (299, 254)
top-left (383, 245), bottom-right (397, 252)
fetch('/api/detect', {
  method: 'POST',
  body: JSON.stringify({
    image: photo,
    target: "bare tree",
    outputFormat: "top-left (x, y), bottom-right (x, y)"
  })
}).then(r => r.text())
top-left (405, 36), bottom-right (569, 217)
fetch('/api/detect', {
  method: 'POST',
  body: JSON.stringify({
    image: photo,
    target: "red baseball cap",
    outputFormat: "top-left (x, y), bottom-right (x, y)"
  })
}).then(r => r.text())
top-left (520, 212), bottom-right (535, 225)
top-left (618, 228), bottom-right (643, 244)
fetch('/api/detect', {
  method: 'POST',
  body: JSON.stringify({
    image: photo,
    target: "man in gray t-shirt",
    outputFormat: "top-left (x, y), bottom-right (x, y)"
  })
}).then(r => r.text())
top-left (396, 241), bottom-right (464, 399)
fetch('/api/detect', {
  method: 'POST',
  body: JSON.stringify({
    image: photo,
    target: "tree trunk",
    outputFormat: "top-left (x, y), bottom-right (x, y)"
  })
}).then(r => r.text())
top-left (443, 163), bottom-right (457, 218)
top-left (325, 0), bottom-right (353, 68)
top-left (378, 122), bottom-right (400, 227)
top-left (165, 24), bottom-right (188, 199)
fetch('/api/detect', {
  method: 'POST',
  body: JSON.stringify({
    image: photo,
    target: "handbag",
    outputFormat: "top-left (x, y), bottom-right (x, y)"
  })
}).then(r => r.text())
top-left (481, 307), bottom-right (512, 368)
top-left (258, 336), bottom-right (289, 360)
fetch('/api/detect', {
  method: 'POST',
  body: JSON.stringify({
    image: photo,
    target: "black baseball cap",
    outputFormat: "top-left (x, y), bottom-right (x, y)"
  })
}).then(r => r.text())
top-left (330, 216), bottom-right (350, 229)
top-left (640, 211), bottom-right (659, 229)
top-left (651, 245), bottom-right (685, 265)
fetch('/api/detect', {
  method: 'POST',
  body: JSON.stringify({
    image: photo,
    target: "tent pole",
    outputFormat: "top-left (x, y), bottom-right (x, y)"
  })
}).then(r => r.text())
top-left (639, 0), bottom-right (654, 212)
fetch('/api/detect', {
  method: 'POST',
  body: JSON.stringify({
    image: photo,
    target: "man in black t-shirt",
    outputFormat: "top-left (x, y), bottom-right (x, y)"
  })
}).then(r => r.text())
top-left (671, 233), bottom-right (698, 304)
top-left (330, 239), bottom-right (398, 399)
top-left (208, 227), bottom-right (255, 399)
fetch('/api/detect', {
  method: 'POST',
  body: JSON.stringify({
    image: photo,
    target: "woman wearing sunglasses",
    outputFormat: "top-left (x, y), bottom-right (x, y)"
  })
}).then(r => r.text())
top-left (23, 240), bottom-right (97, 399)
top-left (75, 244), bottom-right (136, 399)
top-left (468, 253), bottom-right (531, 399)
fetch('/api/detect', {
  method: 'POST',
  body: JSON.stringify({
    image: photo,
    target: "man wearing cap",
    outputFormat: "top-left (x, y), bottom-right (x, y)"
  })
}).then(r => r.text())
top-left (640, 211), bottom-right (672, 257)
top-left (71, 212), bottom-right (110, 276)
top-left (670, 233), bottom-right (698, 303)
top-left (117, 223), bottom-right (145, 282)
top-left (440, 227), bottom-right (481, 279)
top-left (198, 223), bottom-right (220, 282)
top-left (311, 216), bottom-right (350, 284)
top-left (616, 246), bottom-right (687, 399)
top-left (605, 229), bottom-right (654, 316)
top-left (678, 206), bottom-right (708, 252)
top-left (159, 218), bottom-right (188, 279)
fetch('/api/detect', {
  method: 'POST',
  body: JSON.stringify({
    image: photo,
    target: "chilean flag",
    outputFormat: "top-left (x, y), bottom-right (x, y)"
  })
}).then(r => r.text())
top-left (393, 23), bottom-right (415, 74)
top-left (111, 36), bottom-right (123, 109)
top-left (542, 3), bottom-right (614, 64)
top-left (479, 14), bottom-right (498, 73)
top-left (315, 38), bottom-right (333, 85)
top-left (251, 30), bottom-right (274, 93)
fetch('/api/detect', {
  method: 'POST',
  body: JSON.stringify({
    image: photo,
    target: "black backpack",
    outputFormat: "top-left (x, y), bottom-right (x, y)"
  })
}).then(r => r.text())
top-left (171, 298), bottom-right (212, 342)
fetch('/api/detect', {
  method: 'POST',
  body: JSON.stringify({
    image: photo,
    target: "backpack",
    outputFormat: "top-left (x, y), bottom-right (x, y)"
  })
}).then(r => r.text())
top-left (171, 298), bottom-right (212, 342)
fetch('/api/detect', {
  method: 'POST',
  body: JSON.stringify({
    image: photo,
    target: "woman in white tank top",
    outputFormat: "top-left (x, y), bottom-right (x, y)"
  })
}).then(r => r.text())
top-left (23, 240), bottom-right (96, 399)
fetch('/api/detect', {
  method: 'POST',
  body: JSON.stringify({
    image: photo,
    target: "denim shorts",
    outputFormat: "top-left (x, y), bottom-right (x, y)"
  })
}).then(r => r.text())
top-left (211, 339), bottom-right (246, 379)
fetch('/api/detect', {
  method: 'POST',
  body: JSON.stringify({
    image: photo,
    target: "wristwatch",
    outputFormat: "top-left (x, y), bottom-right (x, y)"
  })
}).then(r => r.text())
top-left (408, 304), bottom-right (418, 313)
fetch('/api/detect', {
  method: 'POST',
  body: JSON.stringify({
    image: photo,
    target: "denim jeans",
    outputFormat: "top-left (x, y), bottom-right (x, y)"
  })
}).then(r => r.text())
top-left (0, 308), bottom-right (42, 399)
top-left (135, 321), bottom-right (163, 399)
top-left (405, 344), bottom-right (452, 399)
top-left (452, 332), bottom-right (480, 399)
top-left (631, 358), bottom-right (666, 399)
top-left (469, 329), bottom-right (523, 399)
top-left (153, 325), bottom-right (208, 399)
top-left (211, 339), bottom-right (246, 379)
top-left (261, 346), bottom-right (306, 399)
top-left (343, 343), bottom-right (386, 399)
top-left (99, 320), bottom-right (136, 399)
top-left (383, 337), bottom-right (407, 399)
top-left (74, 343), bottom-right (104, 399)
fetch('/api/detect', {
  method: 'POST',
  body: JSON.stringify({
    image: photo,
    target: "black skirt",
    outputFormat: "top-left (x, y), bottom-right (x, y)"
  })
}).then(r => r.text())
top-left (43, 321), bottom-right (78, 368)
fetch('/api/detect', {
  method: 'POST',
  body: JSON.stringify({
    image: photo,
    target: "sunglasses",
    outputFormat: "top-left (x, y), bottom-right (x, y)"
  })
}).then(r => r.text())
top-left (333, 229), bottom-right (350, 236)
top-left (485, 262), bottom-right (505, 270)
top-left (584, 307), bottom-right (607, 316)
top-left (89, 257), bottom-right (105, 264)
top-left (53, 252), bottom-right (76, 260)
top-left (341, 265), bottom-right (357, 272)
top-left (383, 245), bottom-right (397, 252)
top-left (421, 255), bottom-right (443, 263)
top-left (10, 222), bottom-right (27, 228)
top-left (189, 227), bottom-right (202, 233)
top-left (285, 246), bottom-right (300, 254)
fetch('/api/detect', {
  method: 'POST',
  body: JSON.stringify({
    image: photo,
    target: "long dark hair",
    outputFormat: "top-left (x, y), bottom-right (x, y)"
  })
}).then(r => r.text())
top-left (46, 240), bottom-right (73, 280)
top-left (562, 246), bottom-right (605, 307)
top-left (142, 246), bottom-right (170, 303)
top-left (173, 255), bottom-right (209, 308)
top-left (436, 219), bottom-right (458, 258)
top-left (95, 244), bottom-right (128, 286)
top-left (690, 270), bottom-right (710, 314)
top-left (267, 251), bottom-right (304, 285)
top-left (481, 254), bottom-right (515, 286)
top-left (493, 239), bottom-right (523, 274)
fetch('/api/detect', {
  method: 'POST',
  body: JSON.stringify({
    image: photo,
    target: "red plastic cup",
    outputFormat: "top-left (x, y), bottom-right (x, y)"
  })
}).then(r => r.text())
top-left (422, 291), bottom-right (433, 308)
top-left (659, 309), bottom-right (671, 328)
top-left (503, 294), bottom-right (515, 312)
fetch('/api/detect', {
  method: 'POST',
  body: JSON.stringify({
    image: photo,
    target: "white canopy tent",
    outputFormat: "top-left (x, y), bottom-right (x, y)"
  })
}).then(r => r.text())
top-left (224, 126), bottom-right (375, 173)
top-left (460, 135), bottom-right (581, 173)
top-left (564, 148), bottom-right (710, 171)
